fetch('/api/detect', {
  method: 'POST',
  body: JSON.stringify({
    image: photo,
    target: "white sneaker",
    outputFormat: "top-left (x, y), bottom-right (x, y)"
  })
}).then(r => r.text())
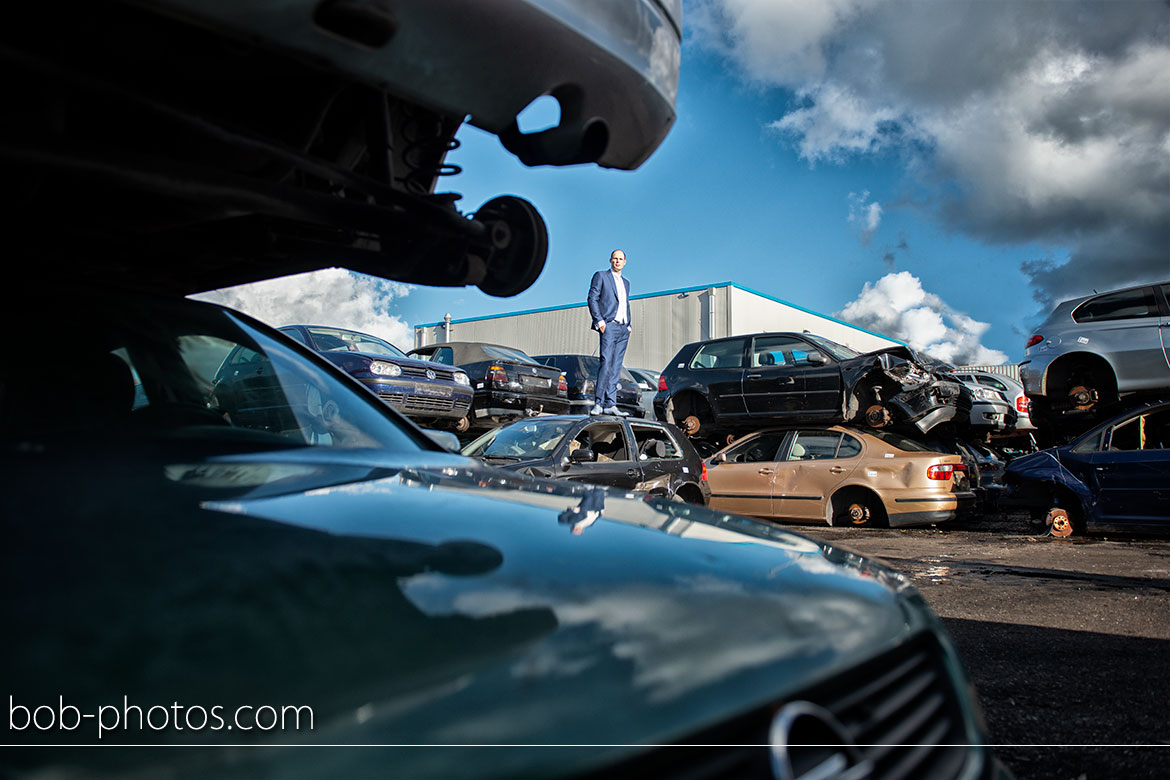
top-left (603, 406), bottom-right (628, 417)
top-left (589, 404), bottom-right (603, 415)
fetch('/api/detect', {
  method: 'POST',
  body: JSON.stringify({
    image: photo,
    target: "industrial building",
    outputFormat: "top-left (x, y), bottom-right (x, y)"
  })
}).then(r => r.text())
top-left (414, 282), bottom-right (902, 373)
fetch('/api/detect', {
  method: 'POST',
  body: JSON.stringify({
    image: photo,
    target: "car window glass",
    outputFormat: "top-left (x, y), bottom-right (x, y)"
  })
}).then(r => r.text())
top-left (3, 301), bottom-right (419, 452)
top-left (280, 328), bottom-right (309, 346)
top-left (1073, 287), bottom-right (1159, 323)
top-left (724, 431), bottom-right (788, 463)
top-left (630, 424), bottom-right (682, 460)
top-left (689, 339), bottom-right (746, 369)
top-left (306, 327), bottom-right (406, 357)
top-left (838, 434), bottom-right (862, 458)
top-left (482, 345), bottom-right (536, 364)
top-left (802, 334), bottom-right (859, 360)
top-left (581, 422), bottom-right (629, 461)
top-left (976, 375), bottom-right (1008, 392)
top-left (867, 429), bottom-right (938, 452)
top-left (749, 335), bottom-right (807, 367)
top-left (1105, 409), bottom-right (1170, 451)
top-left (462, 418), bottom-right (573, 458)
top-left (788, 432), bottom-right (843, 461)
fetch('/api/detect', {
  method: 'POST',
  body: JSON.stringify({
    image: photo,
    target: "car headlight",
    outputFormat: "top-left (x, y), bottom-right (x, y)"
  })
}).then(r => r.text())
top-left (370, 361), bottom-right (402, 377)
top-left (454, 372), bottom-right (470, 386)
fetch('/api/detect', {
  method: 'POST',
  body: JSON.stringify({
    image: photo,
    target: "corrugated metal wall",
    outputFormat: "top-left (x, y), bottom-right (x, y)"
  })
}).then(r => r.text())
top-left (959, 364), bottom-right (1022, 381)
top-left (728, 287), bottom-right (899, 353)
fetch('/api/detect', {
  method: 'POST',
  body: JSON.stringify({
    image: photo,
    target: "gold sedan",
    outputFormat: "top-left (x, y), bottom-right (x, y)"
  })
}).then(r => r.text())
top-left (705, 426), bottom-right (974, 527)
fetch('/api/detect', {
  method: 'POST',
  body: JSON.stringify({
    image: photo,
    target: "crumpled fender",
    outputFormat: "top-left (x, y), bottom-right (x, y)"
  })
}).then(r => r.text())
top-left (1003, 451), bottom-right (1095, 517)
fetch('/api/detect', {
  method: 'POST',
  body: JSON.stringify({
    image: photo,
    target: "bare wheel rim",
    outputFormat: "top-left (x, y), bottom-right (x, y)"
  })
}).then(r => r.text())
top-left (1046, 507), bottom-right (1074, 537)
top-left (847, 502), bottom-right (871, 526)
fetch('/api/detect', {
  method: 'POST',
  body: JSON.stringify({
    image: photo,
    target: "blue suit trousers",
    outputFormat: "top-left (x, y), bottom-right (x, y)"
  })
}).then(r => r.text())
top-left (596, 322), bottom-right (630, 409)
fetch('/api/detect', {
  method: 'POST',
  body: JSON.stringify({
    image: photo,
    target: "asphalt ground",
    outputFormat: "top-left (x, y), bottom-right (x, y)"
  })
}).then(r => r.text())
top-left (793, 512), bottom-right (1170, 780)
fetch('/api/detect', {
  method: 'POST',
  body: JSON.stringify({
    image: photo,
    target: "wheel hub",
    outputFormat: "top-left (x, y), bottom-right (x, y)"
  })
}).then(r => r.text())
top-left (1068, 385), bottom-right (1098, 411)
top-left (864, 404), bottom-right (890, 428)
top-left (681, 415), bottom-right (701, 435)
top-left (847, 503), bottom-right (870, 525)
top-left (1046, 507), bottom-right (1074, 537)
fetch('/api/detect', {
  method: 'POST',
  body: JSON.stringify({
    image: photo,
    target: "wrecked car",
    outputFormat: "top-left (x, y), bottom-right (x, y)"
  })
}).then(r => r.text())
top-left (461, 414), bottom-right (709, 504)
top-left (533, 353), bottom-right (646, 418)
top-left (655, 331), bottom-right (966, 445)
top-left (705, 426), bottom-right (974, 528)
top-left (1020, 281), bottom-right (1170, 427)
top-left (1002, 399), bottom-right (1170, 536)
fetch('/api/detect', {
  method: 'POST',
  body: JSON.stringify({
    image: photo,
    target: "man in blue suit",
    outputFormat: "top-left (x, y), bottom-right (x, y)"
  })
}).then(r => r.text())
top-left (586, 249), bottom-right (631, 416)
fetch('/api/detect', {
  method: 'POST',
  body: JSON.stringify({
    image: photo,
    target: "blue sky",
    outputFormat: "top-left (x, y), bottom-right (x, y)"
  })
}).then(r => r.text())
top-left (200, 0), bottom-right (1169, 369)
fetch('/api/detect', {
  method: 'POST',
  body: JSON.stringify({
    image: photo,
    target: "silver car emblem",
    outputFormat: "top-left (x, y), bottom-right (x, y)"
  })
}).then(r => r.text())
top-left (426, 369), bottom-right (436, 380)
top-left (769, 701), bottom-right (872, 780)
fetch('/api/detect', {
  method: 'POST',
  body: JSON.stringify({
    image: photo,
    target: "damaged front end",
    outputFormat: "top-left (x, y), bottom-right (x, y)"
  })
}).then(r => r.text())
top-left (843, 348), bottom-right (966, 434)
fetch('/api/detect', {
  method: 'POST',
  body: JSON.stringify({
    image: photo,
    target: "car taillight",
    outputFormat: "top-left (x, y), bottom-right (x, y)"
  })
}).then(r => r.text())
top-left (658, 376), bottom-right (668, 392)
top-left (557, 374), bottom-right (567, 392)
top-left (1025, 334), bottom-right (1043, 348)
top-left (487, 365), bottom-right (508, 386)
top-left (700, 461), bottom-right (708, 481)
top-left (927, 463), bottom-right (967, 480)
top-left (1016, 395), bottom-right (1031, 413)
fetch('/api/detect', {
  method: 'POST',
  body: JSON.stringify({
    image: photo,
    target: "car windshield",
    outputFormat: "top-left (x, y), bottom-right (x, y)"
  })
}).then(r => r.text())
top-left (481, 345), bottom-right (538, 364)
top-left (462, 418), bottom-right (576, 459)
top-left (802, 334), bottom-right (861, 360)
top-left (2, 296), bottom-right (422, 453)
top-left (306, 327), bottom-right (407, 357)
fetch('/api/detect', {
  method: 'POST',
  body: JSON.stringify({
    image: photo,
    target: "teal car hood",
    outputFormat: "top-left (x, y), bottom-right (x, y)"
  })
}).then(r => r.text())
top-left (4, 447), bottom-right (929, 779)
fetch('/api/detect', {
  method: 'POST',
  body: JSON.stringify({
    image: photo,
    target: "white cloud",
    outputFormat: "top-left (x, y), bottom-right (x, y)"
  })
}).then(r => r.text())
top-left (192, 269), bottom-right (416, 351)
top-left (836, 271), bottom-right (1009, 365)
top-left (691, 0), bottom-right (1170, 303)
top-left (847, 190), bottom-right (883, 245)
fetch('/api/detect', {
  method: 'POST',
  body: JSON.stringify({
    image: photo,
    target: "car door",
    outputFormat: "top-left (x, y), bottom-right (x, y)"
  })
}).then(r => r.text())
top-left (705, 430), bottom-right (791, 516)
top-left (1160, 283), bottom-right (1170, 369)
top-left (628, 421), bottom-right (691, 493)
top-left (683, 337), bottom-right (749, 420)
top-left (743, 335), bottom-right (809, 419)
top-left (561, 421), bottom-right (643, 489)
top-left (1087, 406), bottom-right (1170, 526)
top-left (771, 430), bottom-right (862, 521)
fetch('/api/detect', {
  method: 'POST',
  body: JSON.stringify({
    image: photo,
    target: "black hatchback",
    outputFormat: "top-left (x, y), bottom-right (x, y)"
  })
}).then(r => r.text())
top-left (533, 353), bottom-right (645, 417)
top-left (462, 415), bottom-right (709, 504)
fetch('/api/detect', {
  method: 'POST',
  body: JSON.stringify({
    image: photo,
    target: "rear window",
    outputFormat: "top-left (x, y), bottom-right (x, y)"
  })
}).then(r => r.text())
top-left (1072, 287), bottom-right (1159, 323)
top-left (482, 345), bottom-right (537, 364)
top-left (689, 339), bottom-right (745, 370)
top-left (865, 429), bottom-right (937, 452)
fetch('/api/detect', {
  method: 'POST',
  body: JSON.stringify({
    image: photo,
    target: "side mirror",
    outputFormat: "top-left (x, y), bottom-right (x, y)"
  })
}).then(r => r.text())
top-left (806, 350), bottom-right (828, 365)
top-left (570, 447), bottom-right (596, 463)
top-left (425, 430), bottom-right (462, 452)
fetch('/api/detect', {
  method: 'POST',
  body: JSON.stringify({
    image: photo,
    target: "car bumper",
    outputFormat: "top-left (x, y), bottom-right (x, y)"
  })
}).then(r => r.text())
top-left (154, 0), bottom-right (680, 170)
top-left (473, 391), bottom-right (570, 419)
top-left (889, 492), bottom-right (973, 527)
top-left (360, 378), bottom-right (473, 420)
top-left (967, 401), bottom-right (1016, 431)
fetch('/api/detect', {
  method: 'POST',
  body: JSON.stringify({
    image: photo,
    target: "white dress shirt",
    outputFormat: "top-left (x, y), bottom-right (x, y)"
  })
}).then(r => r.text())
top-left (612, 271), bottom-right (627, 325)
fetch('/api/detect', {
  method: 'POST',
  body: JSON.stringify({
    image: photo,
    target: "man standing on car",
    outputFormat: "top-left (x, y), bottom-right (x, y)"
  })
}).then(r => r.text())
top-left (587, 250), bottom-right (631, 416)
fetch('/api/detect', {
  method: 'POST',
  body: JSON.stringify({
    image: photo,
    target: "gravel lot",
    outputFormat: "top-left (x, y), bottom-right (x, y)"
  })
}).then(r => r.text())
top-left (795, 512), bottom-right (1170, 780)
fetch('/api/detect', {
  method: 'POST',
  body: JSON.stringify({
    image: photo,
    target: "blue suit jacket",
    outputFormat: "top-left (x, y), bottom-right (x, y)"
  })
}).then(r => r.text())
top-left (587, 271), bottom-right (631, 332)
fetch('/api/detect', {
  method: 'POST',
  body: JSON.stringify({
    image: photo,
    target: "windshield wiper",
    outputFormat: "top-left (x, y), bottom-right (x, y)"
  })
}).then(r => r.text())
top-left (482, 454), bottom-right (523, 461)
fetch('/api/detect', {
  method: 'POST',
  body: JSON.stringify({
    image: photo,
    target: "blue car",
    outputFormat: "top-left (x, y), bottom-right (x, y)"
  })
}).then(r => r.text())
top-left (278, 325), bottom-right (473, 430)
top-left (1002, 400), bottom-right (1170, 536)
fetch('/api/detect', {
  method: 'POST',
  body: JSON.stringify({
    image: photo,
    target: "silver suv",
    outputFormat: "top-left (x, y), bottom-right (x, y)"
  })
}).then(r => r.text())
top-left (1020, 281), bottom-right (1170, 414)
